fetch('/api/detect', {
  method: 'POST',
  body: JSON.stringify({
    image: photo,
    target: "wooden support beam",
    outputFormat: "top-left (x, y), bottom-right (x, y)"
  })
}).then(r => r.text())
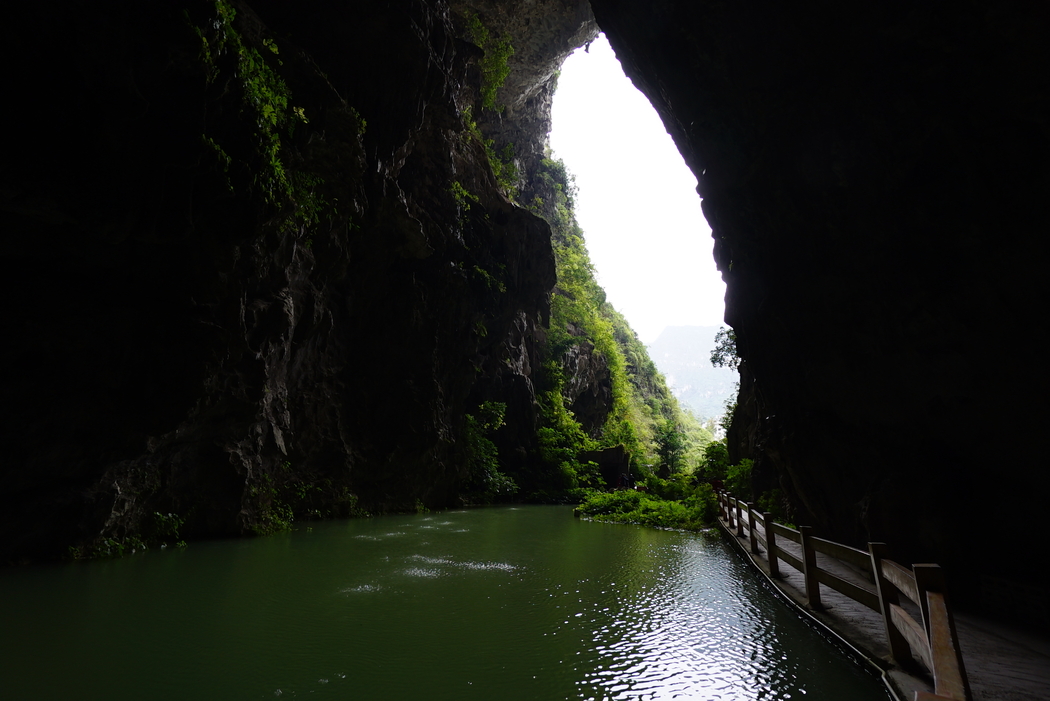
top-left (891, 603), bottom-right (933, 672)
top-left (810, 536), bottom-right (873, 575)
top-left (870, 542), bottom-right (914, 666)
top-left (772, 522), bottom-right (801, 543)
top-left (882, 558), bottom-right (921, 606)
top-left (747, 502), bottom-right (759, 554)
top-left (913, 563), bottom-right (939, 639)
top-left (778, 546), bottom-right (804, 573)
top-left (927, 591), bottom-right (970, 700)
top-left (763, 512), bottom-right (779, 578)
top-left (815, 568), bottom-right (881, 611)
top-left (799, 525), bottom-right (822, 610)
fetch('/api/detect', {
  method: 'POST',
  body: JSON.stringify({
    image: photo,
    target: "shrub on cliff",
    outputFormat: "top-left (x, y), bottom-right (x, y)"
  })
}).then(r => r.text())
top-left (464, 401), bottom-right (519, 502)
top-left (465, 13), bottom-right (514, 111)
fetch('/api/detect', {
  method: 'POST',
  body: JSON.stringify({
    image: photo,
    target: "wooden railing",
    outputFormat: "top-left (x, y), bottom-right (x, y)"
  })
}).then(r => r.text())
top-left (717, 491), bottom-right (971, 701)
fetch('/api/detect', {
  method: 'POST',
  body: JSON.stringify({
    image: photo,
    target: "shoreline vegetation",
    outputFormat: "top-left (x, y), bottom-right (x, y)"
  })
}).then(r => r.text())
top-left (573, 443), bottom-right (790, 532)
top-left (574, 477), bottom-right (719, 531)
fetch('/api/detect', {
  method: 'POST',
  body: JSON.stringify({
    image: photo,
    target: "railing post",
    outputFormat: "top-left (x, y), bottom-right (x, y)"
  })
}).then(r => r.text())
top-left (763, 512), bottom-right (779, 578)
top-left (869, 542), bottom-right (913, 666)
top-left (799, 525), bottom-right (822, 609)
top-left (735, 499), bottom-right (745, 537)
top-left (747, 502), bottom-right (759, 554)
top-left (914, 564), bottom-right (972, 701)
top-left (912, 563), bottom-right (937, 639)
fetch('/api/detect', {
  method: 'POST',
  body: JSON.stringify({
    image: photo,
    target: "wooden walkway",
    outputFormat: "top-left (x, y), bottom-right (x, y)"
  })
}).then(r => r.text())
top-left (715, 510), bottom-right (1050, 701)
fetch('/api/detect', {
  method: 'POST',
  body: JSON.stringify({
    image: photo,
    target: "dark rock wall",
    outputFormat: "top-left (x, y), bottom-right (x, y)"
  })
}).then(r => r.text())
top-left (1, 0), bottom-right (598, 561)
top-left (591, 0), bottom-right (1050, 600)
top-left (7, 0), bottom-right (1043, 612)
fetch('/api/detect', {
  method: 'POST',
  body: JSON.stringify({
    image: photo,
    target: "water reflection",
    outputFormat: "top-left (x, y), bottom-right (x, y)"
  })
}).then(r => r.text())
top-left (0, 506), bottom-right (889, 700)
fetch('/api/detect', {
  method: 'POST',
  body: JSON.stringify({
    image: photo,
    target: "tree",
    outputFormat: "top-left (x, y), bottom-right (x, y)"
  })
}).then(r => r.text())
top-left (700, 441), bottom-right (730, 480)
top-left (710, 326), bottom-right (740, 371)
top-left (654, 420), bottom-right (686, 477)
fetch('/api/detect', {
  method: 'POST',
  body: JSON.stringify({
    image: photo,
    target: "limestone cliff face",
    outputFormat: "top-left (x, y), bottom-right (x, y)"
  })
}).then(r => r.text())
top-left (0, 0), bottom-right (597, 561)
top-left (559, 322), bottom-right (613, 437)
top-left (591, 0), bottom-right (1050, 601)
top-left (450, 0), bottom-right (598, 199)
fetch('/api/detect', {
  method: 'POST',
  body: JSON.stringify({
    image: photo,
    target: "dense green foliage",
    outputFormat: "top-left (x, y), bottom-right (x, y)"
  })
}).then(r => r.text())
top-left (69, 511), bottom-right (187, 559)
top-left (462, 107), bottom-right (520, 199)
top-left (576, 482), bottom-right (718, 530)
top-left (485, 140), bottom-right (520, 197)
top-left (523, 157), bottom-right (713, 496)
top-left (192, 1), bottom-right (359, 230)
top-left (535, 372), bottom-right (603, 490)
top-left (466, 14), bottom-right (515, 111)
top-left (464, 402), bottom-right (519, 502)
top-left (654, 420), bottom-right (687, 477)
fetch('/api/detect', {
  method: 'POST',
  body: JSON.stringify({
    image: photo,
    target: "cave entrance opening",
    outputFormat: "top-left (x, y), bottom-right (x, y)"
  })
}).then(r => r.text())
top-left (549, 34), bottom-right (725, 346)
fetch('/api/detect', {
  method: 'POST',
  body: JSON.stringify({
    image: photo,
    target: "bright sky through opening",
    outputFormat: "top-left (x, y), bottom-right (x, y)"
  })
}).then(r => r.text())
top-left (549, 34), bottom-right (725, 344)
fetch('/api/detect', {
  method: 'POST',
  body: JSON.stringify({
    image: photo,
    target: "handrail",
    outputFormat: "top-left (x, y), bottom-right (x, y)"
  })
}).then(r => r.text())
top-left (810, 535), bottom-right (873, 577)
top-left (882, 558), bottom-right (921, 605)
top-left (771, 521), bottom-right (801, 543)
top-left (715, 490), bottom-right (971, 701)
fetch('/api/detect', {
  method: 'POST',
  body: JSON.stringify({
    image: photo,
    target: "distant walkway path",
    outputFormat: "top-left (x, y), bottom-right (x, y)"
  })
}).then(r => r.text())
top-left (715, 511), bottom-right (1050, 701)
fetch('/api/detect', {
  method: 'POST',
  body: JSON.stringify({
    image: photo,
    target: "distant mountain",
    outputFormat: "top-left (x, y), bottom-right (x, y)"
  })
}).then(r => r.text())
top-left (647, 326), bottom-right (738, 419)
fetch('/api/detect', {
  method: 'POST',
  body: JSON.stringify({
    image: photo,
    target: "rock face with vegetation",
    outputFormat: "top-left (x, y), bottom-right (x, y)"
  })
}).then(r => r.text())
top-left (0, 0), bottom-right (562, 559)
top-left (8, 0), bottom-right (1041, 620)
top-left (2, 0), bottom-right (696, 563)
top-left (590, 0), bottom-right (1050, 607)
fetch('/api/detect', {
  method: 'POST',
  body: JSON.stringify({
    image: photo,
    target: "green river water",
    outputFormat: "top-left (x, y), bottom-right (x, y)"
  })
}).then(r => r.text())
top-left (0, 506), bottom-right (892, 700)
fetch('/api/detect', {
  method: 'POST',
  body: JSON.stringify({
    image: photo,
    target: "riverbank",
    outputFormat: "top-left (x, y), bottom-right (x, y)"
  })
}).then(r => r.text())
top-left (715, 515), bottom-right (1050, 701)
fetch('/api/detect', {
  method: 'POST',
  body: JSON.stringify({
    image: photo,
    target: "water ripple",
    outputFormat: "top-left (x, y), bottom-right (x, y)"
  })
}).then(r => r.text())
top-left (0, 506), bottom-right (889, 701)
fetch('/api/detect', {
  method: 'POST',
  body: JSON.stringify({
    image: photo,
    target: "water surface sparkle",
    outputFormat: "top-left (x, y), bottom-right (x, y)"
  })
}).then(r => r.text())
top-left (0, 506), bottom-right (890, 700)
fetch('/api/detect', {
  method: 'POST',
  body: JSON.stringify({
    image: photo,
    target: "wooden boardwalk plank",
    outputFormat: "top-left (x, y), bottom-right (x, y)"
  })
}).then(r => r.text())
top-left (716, 514), bottom-right (1050, 701)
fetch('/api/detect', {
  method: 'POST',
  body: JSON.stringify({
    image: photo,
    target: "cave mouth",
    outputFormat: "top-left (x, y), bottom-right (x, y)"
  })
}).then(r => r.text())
top-left (5, 1), bottom-right (1048, 626)
top-left (549, 34), bottom-right (725, 345)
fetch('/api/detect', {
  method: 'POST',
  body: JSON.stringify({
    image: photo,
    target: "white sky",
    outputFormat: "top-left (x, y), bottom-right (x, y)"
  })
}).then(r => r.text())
top-left (549, 34), bottom-right (726, 344)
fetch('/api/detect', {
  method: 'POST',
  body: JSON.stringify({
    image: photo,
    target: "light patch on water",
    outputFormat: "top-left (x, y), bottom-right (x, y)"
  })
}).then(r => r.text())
top-left (353, 535), bottom-right (380, 540)
top-left (459, 561), bottom-right (517, 572)
top-left (340, 584), bottom-right (380, 594)
top-left (403, 554), bottom-right (517, 574)
top-left (403, 567), bottom-right (442, 578)
top-left (408, 555), bottom-right (455, 565)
